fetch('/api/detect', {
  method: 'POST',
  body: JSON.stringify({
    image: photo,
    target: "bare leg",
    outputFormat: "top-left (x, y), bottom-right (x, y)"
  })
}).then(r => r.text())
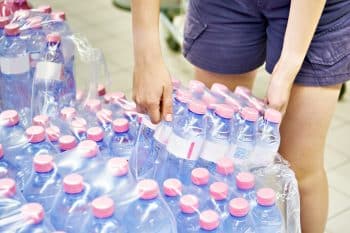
top-left (279, 84), bottom-right (341, 233)
top-left (194, 66), bottom-right (258, 90)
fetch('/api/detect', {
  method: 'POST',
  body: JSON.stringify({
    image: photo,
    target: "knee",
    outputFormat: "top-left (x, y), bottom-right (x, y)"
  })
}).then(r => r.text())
top-left (294, 167), bottom-right (327, 193)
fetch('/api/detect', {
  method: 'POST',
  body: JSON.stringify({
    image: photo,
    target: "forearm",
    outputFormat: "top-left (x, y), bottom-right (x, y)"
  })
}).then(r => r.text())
top-left (131, 0), bottom-right (163, 66)
top-left (278, 0), bottom-right (326, 81)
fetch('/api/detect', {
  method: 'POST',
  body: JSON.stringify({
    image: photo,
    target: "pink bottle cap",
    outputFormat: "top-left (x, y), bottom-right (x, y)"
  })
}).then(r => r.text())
top-left (179, 195), bottom-right (199, 214)
top-left (110, 92), bottom-right (127, 104)
top-left (71, 117), bottom-right (87, 134)
top-left (0, 110), bottom-right (19, 126)
top-left (59, 135), bottom-right (77, 151)
top-left (0, 144), bottom-right (3, 159)
top-left (189, 80), bottom-right (205, 93)
top-left (191, 168), bottom-right (210, 186)
top-left (37, 5), bottom-right (52, 13)
top-left (87, 127), bottom-right (104, 142)
top-left (112, 118), bottom-right (129, 133)
top-left (107, 157), bottom-right (129, 176)
top-left (163, 178), bottom-right (182, 197)
top-left (28, 19), bottom-right (42, 29)
top-left (188, 101), bottom-right (207, 115)
top-left (209, 182), bottom-right (229, 201)
top-left (215, 104), bottom-right (235, 119)
top-left (63, 173), bottom-right (84, 194)
top-left (47, 33), bottom-right (61, 43)
top-left (257, 188), bottom-right (276, 206)
top-left (202, 93), bottom-right (218, 110)
top-left (175, 89), bottom-right (191, 103)
top-left (172, 78), bottom-right (181, 90)
top-left (199, 210), bottom-right (220, 231)
top-left (241, 107), bottom-right (259, 122)
top-left (264, 108), bottom-right (282, 124)
top-left (97, 84), bottom-right (106, 96)
top-left (52, 11), bottom-right (66, 21)
top-left (211, 83), bottom-right (229, 95)
top-left (33, 114), bottom-right (49, 127)
top-left (4, 23), bottom-right (20, 36)
top-left (21, 203), bottom-right (44, 224)
top-left (33, 154), bottom-right (54, 173)
top-left (85, 99), bottom-right (102, 113)
top-left (234, 86), bottom-right (251, 97)
top-left (76, 89), bottom-right (84, 102)
top-left (92, 196), bottom-right (115, 219)
top-left (216, 157), bottom-right (234, 175)
top-left (96, 109), bottom-right (113, 124)
top-left (26, 125), bottom-right (45, 143)
top-left (46, 125), bottom-right (61, 142)
top-left (137, 179), bottom-right (159, 200)
top-left (0, 16), bottom-right (10, 28)
top-left (229, 198), bottom-right (249, 217)
top-left (236, 172), bottom-right (255, 190)
top-left (77, 140), bottom-right (99, 158)
top-left (60, 107), bottom-right (77, 120)
top-left (0, 178), bottom-right (16, 197)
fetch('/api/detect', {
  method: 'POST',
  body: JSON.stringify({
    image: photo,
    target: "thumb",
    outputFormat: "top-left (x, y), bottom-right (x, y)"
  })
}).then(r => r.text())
top-left (161, 84), bottom-right (173, 122)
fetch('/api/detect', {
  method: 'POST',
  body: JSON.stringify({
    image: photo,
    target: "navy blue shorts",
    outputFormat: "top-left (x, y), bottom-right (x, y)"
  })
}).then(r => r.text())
top-left (183, 0), bottom-right (350, 86)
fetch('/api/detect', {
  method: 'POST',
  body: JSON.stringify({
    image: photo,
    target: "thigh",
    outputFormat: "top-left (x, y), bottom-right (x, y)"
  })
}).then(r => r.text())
top-left (279, 84), bottom-right (342, 176)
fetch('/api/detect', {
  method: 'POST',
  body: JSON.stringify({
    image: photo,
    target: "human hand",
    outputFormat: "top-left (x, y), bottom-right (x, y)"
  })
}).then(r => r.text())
top-left (132, 60), bottom-right (173, 124)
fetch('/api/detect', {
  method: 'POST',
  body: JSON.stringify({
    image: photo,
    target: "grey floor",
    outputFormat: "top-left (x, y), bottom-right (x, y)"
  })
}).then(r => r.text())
top-left (31, 0), bottom-right (350, 232)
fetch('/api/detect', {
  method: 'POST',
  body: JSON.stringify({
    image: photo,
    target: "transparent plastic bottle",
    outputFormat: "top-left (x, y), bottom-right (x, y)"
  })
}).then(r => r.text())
top-left (176, 194), bottom-right (200, 233)
top-left (235, 172), bottom-right (256, 206)
top-left (0, 110), bottom-right (26, 147)
top-left (96, 108), bottom-right (113, 133)
top-left (206, 182), bottom-right (230, 219)
top-left (82, 99), bottom-right (102, 125)
top-left (0, 178), bottom-right (25, 219)
top-left (163, 178), bottom-right (182, 216)
top-left (223, 198), bottom-right (255, 233)
top-left (210, 83), bottom-right (231, 103)
top-left (213, 157), bottom-right (236, 189)
top-left (188, 80), bottom-right (206, 100)
top-left (198, 210), bottom-right (222, 232)
top-left (87, 126), bottom-right (109, 156)
top-left (188, 168), bottom-right (211, 206)
top-left (109, 118), bottom-right (134, 159)
top-left (173, 88), bottom-right (191, 121)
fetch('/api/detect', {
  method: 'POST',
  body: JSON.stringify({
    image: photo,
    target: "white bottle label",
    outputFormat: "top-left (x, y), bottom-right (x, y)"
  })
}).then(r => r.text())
top-left (35, 61), bottom-right (63, 81)
top-left (200, 140), bottom-right (229, 162)
top-left (154, 124), bottom-right (172, 144)
top-left (166, 133), bottom-right (203, 161)
top-left (0, 55), bottom-right (30, 75)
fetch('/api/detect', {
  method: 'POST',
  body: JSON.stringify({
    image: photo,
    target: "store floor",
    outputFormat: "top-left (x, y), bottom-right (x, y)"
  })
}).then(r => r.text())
top-left (32, 0), bottom-right (350, 232)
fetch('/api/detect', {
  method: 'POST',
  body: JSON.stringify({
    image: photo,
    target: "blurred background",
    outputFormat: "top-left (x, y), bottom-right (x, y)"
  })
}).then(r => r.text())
top-left (30, 0), bottom-right (350, 232)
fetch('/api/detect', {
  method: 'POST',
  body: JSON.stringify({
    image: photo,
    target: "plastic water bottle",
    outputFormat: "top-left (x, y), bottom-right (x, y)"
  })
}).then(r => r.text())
top-left (50, 173), bottom-right (90, 232)
top-left (58, 134), bottom-right (77, 152)
top-left (188, 80), bottom-right (206, 100)
top-left (85, 196), bottom-right (127, 233)
top-left (197, 104), bottom-right (234, 172)
top-left (0, 110), bottom-right (26, 147)
top-left (69, 117), bottom-right (88, 141)
top-left (32, 33), bottom-right (65, 117)
top-left (235, 172), bottom-right (256, 205)
top-left (213, 157), bottom-right (236, 189)
top-left (11, 9), bottom-right (31, 26)
top-left (0, 144), bottom-right (16, 178)
top-left (234, 107), bottom-right (259, 167)
top-left (87, 126), bottom-right (109, 156)
top-left (206, 182), bottom-right (230, 219)
top-left (251, 108), bottom-right (282, 168)
top-left (109, 118), bottom-right (134, 159)
top-left (44, 11), bottom-right (71, 35)
top-left (96, 108), bottom-right (113, 133)
top-left (199, 210), bottom-right (222, 232)
top-left (210, 83), bottom-right (231, 103)
top-left (173, 89), bottom-right (191, 121)
top-left (82, 99), bottom-right (102, 124)
top-left (0, 178), bottom-right (25, 219)
top-left (163, 178), bottom-right (182, 215)
top-left (0, 16), bottom-right (10, 36)
top-left (164, 101), bottom-right (207, 185)
top-left (252, 188), bottom-right (282, 233)
top-left (188, 168), bottom-right (211, 205)
top-left (22, 154), bottom-right (61, 212)
top-left (176, 194), bottom-right (200, 233)
top-left (123, 179), bottom-right (176, 233)
top-left (0, 23), bottom-right (31, 118)
top-left (223, 198), bottom-right (255, 233)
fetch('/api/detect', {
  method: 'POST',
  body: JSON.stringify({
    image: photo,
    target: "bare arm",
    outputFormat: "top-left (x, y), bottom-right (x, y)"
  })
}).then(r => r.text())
top-left (267, 0), bottom-right (327, 113)
top-left (131, 0), bottom-right (173, 123)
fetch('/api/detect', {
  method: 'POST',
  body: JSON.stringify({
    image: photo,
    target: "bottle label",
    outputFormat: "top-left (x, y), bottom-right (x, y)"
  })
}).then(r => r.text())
top-left (0, 55), bottom-right (30, 75)
top-left (35, 61), bottom-right (63, 81)
top-left (153, 124), bottom-right (172, 144)
top-left (166, 133), bottom-right (203, 161)
top-left (199, 140), bottom-right (229, 162)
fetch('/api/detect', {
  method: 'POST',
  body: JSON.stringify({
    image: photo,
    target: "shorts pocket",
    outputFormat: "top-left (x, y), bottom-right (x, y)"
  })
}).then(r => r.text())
top-left (183, 12), bottom-right (208, 57)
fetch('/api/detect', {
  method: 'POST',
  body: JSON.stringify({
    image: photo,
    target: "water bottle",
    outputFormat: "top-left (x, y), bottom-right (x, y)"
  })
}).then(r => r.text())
top-left (58, 134), bottom-right (77, 151)
top-left (85, 196), bottom-right (127, 233)
top-left (188, 80), bottom-right (205, 100)
top-left (173, 88), bottom-right (191, 121)
top-left (0, 144), bottom-right (16, 178)
top-left (164, 101), bottom-right (207, 185)
top-left (109, 118), bottom-right (134, 159)
top-left (251, 108), bottom-right (281, 168)
top-left (50, 173), bottom-right (90, 232)
top-left (0, 178), bottom-right (25, 219)
top-left (176, 194), bottom-right (200, 233)
top-left (0, 110), bottom-right (26, 147)
top-left (213, 157), bottom-right (235, 188)
top-left (252, 188), bottom-right (282, 233)
top-left (206, 182), bottom-right (229, 219)
top-left (234, 107), bottom-right (259, 167)
top-left (96, 108), bottom-right (113, 133)
top-left (44, 11), bottom-right (71, 35)
top-left (69, 117), bottom-right (88, 141)
top-left (199, 210), bottom-right (222, 232)
top-left (82, 99), bottom-right (102, 124)
top-left (0, 16), bottom-right (10, 36)
top-left (123, 179), bottom-right (176, 233)
top-left (104, 91), bottom-right (127, 117)
top-left (0, 23), bottom-right (31, 119)
top-left (87, 126), bottom-right (109, 156)
top-left (11, 9), bottom-right (30, 26)
top-left (235, 172), bottom-right (256, 205)
top-left (223, 198), bottom-right (255, 233)
top-left (163, 178), bottom-right (182, 215)
top-left (22, 154), bottom-right (61, 212)
top-left (188, 167), bottom-right (211, 205)
top-left (210, 83), bottom-right (230, 103)
top-left (197, 104), bottom-right (234, 172)
top-left (234, 86), bottom-right (252, 105)
top-left (32, 33), bottom-right (65, 117)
